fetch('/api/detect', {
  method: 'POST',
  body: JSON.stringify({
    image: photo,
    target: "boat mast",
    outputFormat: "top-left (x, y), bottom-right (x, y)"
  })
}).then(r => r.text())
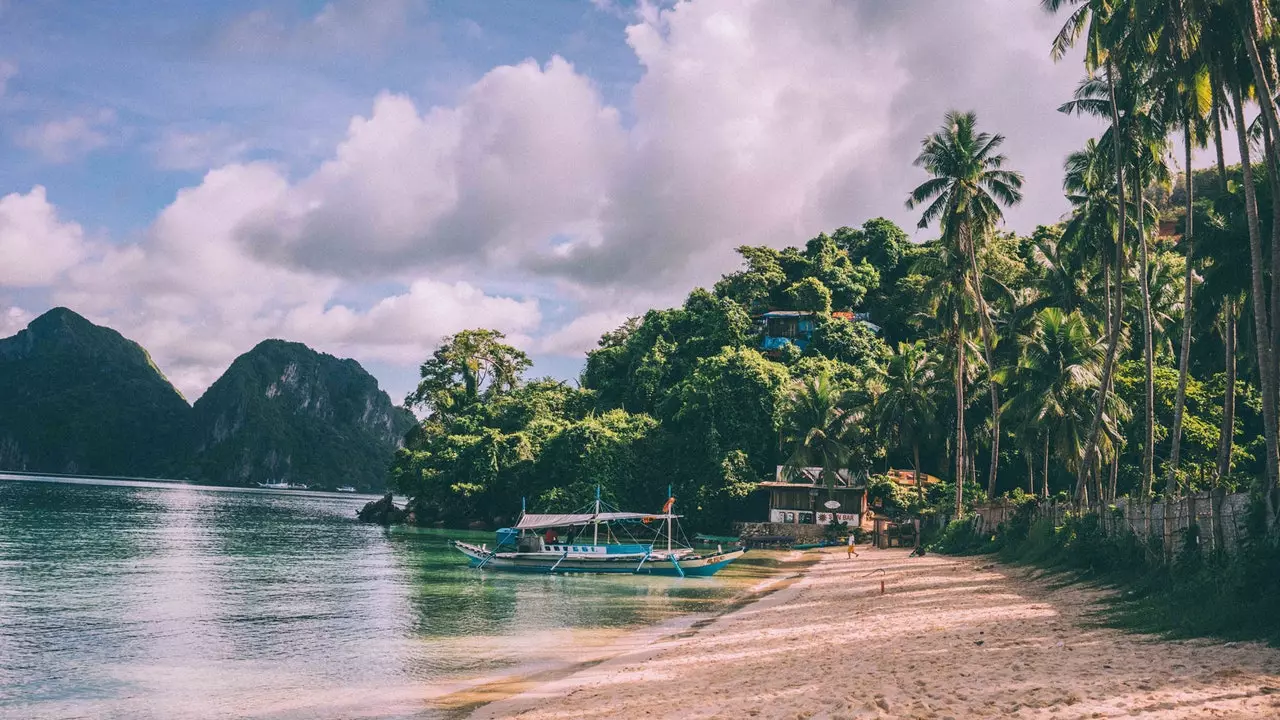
top-left (593, 485), bottom-right (600, 546)
top-left (666, 484), bottom-right (673, 554)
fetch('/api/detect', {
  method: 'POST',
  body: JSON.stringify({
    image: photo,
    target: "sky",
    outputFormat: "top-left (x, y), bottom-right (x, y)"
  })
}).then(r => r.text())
top-left (0, 0), bottom-right (1120, 405)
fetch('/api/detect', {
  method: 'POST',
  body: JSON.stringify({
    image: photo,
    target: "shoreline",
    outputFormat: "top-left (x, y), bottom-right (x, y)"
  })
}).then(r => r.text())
top-left (460, 548), bottom-right (1280, 719)
top-left (430, 549), bottom-right (819, 718)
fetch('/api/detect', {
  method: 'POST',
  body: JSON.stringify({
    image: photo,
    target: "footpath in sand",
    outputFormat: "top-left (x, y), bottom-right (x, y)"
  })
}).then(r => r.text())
top-left (469, 548), bottom-right (1280, 720)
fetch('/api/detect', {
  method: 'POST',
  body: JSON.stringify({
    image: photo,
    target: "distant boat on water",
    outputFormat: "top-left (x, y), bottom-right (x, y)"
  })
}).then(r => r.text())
top-left (336, 486), bottom-right (357, 493)
top-left (452, 489), bottom-right (744, 577)
top-left (257, 481), bottom-right (308, 490)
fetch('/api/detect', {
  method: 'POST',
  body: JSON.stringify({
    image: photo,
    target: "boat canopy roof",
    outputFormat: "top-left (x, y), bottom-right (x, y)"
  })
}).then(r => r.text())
top-left (515, 512), bottom-right (679, 530)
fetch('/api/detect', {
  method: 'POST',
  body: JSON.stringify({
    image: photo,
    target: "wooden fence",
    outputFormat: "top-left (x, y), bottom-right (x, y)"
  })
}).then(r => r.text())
top-left (969, 490), bottom-right (1254, 556)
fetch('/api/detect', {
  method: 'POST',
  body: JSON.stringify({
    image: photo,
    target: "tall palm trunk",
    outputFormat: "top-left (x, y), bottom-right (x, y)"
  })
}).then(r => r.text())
top-left (1109, 456), bottom-right (1119, 503)
top-left (1262, 121), bottom-right (1280, 397)
top-left (913, 443), bottom-right (924, 503)
top-left (1230, 86), bottom-right (1280, 522)
top-left (1238, 1), bottom-right (1280, 519)
top-left (1079, 61), bottom-right (1128, 505)
top-left (1025, 449), bottom-right (1035, 494)
top-left (1136, 167), bottom-right (1156, 500)
top-left (1168, 126), bottom-right (1196, 496)
top-left (1042, 433), bottom-right (1050, 499)
top-left (1212, 76), bottom-right (1229, 194)
top-left (954, 328), bottom-right (966, 518)
top-left (1217, 300), bottom-right (1237, 481)
top-left (1212, 77), bottom-right (1234, 486)
top-left (964, 225), bottom-right (1002, 497)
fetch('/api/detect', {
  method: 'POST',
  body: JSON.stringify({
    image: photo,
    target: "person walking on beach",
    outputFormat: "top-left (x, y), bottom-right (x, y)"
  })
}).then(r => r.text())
top-left (846, 533), bottom-right (859, 559)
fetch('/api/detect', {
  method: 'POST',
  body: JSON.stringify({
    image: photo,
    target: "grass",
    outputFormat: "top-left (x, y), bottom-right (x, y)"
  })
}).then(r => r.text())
top-left (929, 497), bottom-right (1280, 646)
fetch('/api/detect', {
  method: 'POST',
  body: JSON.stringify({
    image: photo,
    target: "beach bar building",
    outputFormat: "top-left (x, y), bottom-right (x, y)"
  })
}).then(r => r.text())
top-left (757, 466), bottom-right (868, 526)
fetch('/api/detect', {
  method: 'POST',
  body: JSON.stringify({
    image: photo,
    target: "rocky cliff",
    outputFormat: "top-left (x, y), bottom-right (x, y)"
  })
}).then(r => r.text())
top-left (0, 307), bottom-right (190, 476)
top-left (186, 339), bottom-right (415, 490)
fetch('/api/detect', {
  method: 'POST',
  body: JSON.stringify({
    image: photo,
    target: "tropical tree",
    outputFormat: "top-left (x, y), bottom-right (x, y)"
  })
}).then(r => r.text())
top-left (407, 329), bottom-right (532, 419)
top-left (1043, 0), bottom-right (1135, 504)
top-left (906, 110), bottom-right (1024, 499)
top-left (874, 341), bottom-right (944, 500)
top-left (1004, 308), bottom-right (1114, 495)
top-left (781, 373), bottom-right (858, 517)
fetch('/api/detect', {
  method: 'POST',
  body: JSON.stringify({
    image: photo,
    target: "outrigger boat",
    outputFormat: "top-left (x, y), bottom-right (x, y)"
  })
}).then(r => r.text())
top-left (452, 489), bottom-right (745, 577)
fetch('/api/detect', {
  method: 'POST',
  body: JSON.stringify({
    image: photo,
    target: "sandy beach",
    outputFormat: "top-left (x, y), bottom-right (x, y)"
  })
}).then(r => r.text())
top-left (465, 548), bottom-right (1280, 720)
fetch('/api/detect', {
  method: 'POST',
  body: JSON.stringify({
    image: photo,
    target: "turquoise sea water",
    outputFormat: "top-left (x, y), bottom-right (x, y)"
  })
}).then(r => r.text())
top-left (0, 475), bottom-right (753, 719)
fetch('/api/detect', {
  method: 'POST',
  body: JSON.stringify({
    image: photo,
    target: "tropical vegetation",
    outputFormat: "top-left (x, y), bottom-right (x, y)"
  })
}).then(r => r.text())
top-left (391, 0), bottom-right (1280, 545)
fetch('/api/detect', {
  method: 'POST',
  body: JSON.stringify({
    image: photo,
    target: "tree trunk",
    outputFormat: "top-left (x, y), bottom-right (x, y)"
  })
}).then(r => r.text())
top-left (1043, 433), bottom-right (1050, 499)
top-left (1168, 125), bottom-right (1196, 496)
top-left (1230, 86), bottom-right (1280, 523)
top-left (1217, 300), bottom-right (1237, 482)
top-left (955, 328), bottom-right (966, 519)
top-left (1263, 121), bottom-right (1280, 405)
top-left (964, 225), bottom-right (1002, 498)
top-left (914, 443), bottom-right (924, 504)
top-left (1078, 61), bottom-right (1128, 504)
top-left (1025, 450), bottom-right (1034, 494)
top-left (1109, 456), bottom-right (1119, 503)
top-left (1136, 168), bottom-right (1156, 500)
top-left (1212, 76), bottom-right (1229, 196)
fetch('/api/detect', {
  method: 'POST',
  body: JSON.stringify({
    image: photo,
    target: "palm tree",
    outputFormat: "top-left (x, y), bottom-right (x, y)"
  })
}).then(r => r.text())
top-left (1043, 0), bottom-right (1135, 504)
top-left (914, 241), bottom-right (975, 516)
top-left (1060, 68), bottom-right (1169, 500)
top-left (906, 110), bottom-right (1024, 499)
top-left (1004, 308), bottom-right (1120, 493)
top-left (1227, 80), bottom-right (1280, 520)
top-left (874, 341), bottom-right (944, 501)
top-left (1163, 33), bottom-right (1212, 499)
top-left (781, 373), bottom-right (857, 520)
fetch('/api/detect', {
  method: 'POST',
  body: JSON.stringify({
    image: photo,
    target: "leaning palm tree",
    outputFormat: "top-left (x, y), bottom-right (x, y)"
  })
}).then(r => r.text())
top-left (874, 341), bottom-right (944, 502)
top-left (906, 110), bottom-right (1024, 499)
top-left (781, 373), bottom-right (857, 520)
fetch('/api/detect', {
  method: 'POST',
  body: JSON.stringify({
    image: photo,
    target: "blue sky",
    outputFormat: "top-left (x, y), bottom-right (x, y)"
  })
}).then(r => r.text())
top-left (0, 0), bottom-right (1112, 403)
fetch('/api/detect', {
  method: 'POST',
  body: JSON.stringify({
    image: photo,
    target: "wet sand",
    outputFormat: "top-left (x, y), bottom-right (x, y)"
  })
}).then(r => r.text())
top-left (466, 548), bottom-right (1280, 719)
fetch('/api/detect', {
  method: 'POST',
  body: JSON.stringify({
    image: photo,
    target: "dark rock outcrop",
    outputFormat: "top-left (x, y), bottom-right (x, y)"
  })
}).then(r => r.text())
top-left (357, 493), bottom-right (408, 525)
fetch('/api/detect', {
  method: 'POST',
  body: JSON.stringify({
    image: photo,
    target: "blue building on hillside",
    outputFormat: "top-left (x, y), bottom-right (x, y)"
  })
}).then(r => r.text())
top-left (758, 311), bottom-right (817, 353)
top-left (756, 310), bottom-right (880, 355)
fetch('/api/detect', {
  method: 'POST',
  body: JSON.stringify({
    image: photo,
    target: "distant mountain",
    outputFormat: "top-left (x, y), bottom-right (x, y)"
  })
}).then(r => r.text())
top-left (0, 309), bottom-right (415, 491)
top-left (0, 307), bottom-right (190, 476)
top-left (186, 339), bottom-right (415, 490)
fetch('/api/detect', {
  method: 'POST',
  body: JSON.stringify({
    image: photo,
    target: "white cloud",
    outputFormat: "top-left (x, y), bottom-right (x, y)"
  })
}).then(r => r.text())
top-left (16, 110), bottom-right (115, 163)
top-left (0, 305), bottom-right (33, 337)
top-left (214, 0), bottom-right (1093, 299)
top-left (150, 126), bottom-right (250, 171)
top-left (13, 0), bottom-right (1105, 396)
top-left (239, 57), bottom-right (625, 277)
top-left (535, 311), bottom-right (630, 356)
top-left (0, 186), bottom-right (86, 286)
top-left (51, 163), bottom-right (540, 400)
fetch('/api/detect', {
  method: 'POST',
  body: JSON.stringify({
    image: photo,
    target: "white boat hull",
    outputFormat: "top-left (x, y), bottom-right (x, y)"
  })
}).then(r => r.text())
top-left (452, 541), bottom-right (744, 577)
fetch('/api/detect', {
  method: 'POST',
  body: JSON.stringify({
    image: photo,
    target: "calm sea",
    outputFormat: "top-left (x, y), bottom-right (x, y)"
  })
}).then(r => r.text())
top-left (0, 475), bottom-right (758, 720)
